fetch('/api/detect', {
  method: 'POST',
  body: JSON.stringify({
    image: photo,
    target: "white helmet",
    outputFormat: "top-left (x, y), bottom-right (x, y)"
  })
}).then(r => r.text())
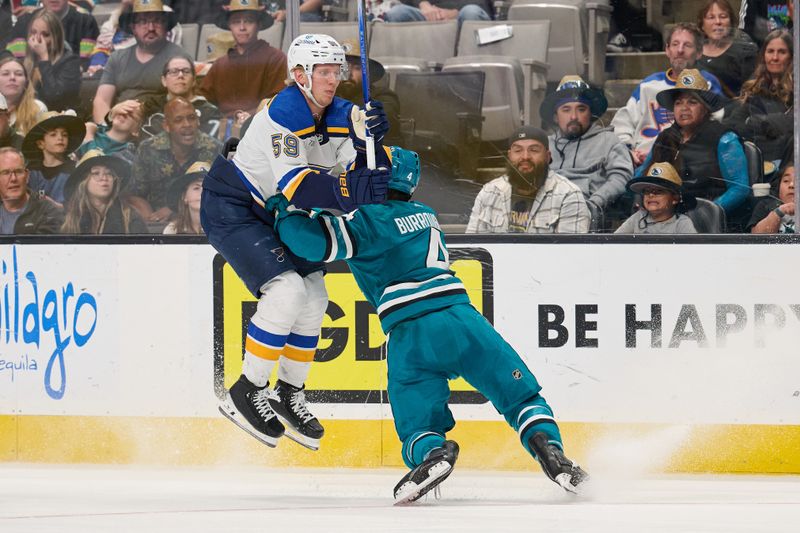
top-left (287, 33), bottom-right (347, 80)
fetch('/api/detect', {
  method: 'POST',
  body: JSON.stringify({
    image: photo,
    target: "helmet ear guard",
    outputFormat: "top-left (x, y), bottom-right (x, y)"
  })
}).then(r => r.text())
top-left (388, 147), bottom-right (421, 195)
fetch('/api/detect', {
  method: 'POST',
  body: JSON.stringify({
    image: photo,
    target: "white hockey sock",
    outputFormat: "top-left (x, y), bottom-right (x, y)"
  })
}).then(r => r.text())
top-left (242, 354), bottom-right (276, 388)
top-left (241, 271), bottom-right (308, 388)
top-left (276, 271), bottom-right (328, 388)
top-left (277, 358), bottom-right (311, 388)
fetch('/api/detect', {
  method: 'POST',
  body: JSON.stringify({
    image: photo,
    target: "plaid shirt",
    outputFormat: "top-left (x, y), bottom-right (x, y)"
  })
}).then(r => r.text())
top-left (466, 171), bottom-right (590, 234)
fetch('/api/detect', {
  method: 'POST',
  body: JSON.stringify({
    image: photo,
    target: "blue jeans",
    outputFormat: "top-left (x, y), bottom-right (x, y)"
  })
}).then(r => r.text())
top-left (383, 3), bottom-right (490, 24)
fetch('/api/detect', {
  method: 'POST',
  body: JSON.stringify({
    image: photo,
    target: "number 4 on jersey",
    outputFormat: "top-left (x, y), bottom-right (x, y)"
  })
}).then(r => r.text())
top-left (426, 228), bottom-right (450, 269)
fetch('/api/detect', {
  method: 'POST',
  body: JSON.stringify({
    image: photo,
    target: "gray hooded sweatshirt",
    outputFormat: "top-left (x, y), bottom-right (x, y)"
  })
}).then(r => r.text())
top-left (549, 122), bottom-right (633, 209)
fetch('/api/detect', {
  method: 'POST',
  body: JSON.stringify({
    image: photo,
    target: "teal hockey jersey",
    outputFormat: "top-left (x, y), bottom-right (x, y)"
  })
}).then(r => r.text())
top-left (275, 199), bottom-right (471, 333)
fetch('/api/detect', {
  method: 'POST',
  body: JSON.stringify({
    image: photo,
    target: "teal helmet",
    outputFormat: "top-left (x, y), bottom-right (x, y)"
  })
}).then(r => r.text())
top-left (388, 146), bottom-right (421, 195)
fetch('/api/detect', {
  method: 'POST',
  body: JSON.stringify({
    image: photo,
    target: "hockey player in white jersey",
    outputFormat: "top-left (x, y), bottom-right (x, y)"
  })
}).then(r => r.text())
top-left (201, 33), bottom-right (393, 451)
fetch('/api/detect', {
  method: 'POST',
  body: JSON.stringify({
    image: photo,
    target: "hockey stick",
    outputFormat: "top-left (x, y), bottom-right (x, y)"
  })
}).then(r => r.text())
top-left (356, 0), bottom-right (376, 169)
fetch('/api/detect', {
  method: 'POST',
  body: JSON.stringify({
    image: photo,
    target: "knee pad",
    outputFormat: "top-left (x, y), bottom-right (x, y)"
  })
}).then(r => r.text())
top-left (252, 271), bottom-right (307, 333)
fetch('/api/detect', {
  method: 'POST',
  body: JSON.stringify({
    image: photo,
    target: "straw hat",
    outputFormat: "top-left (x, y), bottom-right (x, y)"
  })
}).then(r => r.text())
top-left (119, 0), bottom-right (178, 33)
top-left (656, 69), bottom-right (727, 112)
top-left (166, 161), bottom-right (210, 211)
top-left (216, 0), bottom-right (273, 31)
top-left (339, 39), bottom-right (385, 83)
top-left (540, 75), bottom-right (608, 125)
top-left (64, 149), bottom-right (132, 201)
top-left (626, 162), bottom-right (697, 211)
top-left (21, 111), bottom-right (86, 163)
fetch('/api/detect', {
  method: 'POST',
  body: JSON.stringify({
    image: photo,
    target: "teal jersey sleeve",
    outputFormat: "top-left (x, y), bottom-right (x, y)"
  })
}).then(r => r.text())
top-left (276, 201), bottom-right (471, 332)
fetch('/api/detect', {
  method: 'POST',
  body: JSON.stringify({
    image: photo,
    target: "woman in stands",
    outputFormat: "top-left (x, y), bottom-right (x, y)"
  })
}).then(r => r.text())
top-left (748, 160), bottom-right (795, 233)
top-left (697, 0), bottom-right (758, 97)
top-left (23, 9), bottom-right (81, 112)
top-left (138, 55), bottom-right (222, 139)
top-left (638, 69), bottom-right (750, 226)
top-left (724, 29), bottom-right (793, 170)
top-left (162, 161), bottom-right (206, 235)
top-left (61, 151), bottom-right (147, 234)
top-left (0, 55), bottom-right (46, 135)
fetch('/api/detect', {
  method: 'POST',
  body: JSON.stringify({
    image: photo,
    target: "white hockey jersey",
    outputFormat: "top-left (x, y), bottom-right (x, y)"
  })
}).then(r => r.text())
top-left (232, 84), bottom-right (357, 207)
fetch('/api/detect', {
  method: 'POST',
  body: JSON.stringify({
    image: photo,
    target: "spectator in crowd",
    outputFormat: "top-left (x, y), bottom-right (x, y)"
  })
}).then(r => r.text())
top-left (738, 0), bottom-right (793, 47)
top-left (92, 0), bottom-right (185, 123)
top-left (21, 110), bottom-right (85, 205)
top-left (80, 99), bottom-right (143, 164)
top-left (162, 160), bottom-right (208, 234)
top-left (749, 159), bottom-right (795, 233)
top-left (61, 149), bottom-right (147, 234)
top-left (382, 0), bottom-right (491, 24)
top-left (612, 23), bottom-right (723, 167)
top-left (140, 55), bottom-right (222, 139)
top-left (269, 0), bottom-right (324, 23)
top-left (466, 126), bottom-right (590, 234)
top-left (697, 0), bottom-right (759, 97)
top-left (336, 39), bottom-right (402, 146)
top-left (640, 69), bottom-right (750, 220)
top-left (615, 162), bottom-right (697, 234)
top-left (22, 9), bottom-right (82, 112)
top-left (0, 55), bottom-right (47, 136)
top-left (0, 93), bottom-right (23, 149)
top-left (88, 0), bottom-right (183, 76)
top-left (0, 146), bottom-right (64, 234)
top-left (130, 97), bottom-right (221, 224)
top-left (200, 0), bottom-right (286, 121)
top-left (7, 0), bottom-right (99, 69)
top-left (724, 28), bottom-right (793, 168)
top-left (542, 75), bottom-right (632, 217)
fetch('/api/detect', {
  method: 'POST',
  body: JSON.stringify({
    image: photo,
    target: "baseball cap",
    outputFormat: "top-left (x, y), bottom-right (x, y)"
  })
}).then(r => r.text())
top-left (508, 125), bottom-right (549, 148)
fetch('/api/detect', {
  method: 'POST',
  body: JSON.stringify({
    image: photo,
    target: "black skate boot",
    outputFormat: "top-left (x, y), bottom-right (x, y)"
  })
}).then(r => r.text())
top-left (393, 440), bottom-right (459, 505)
top-left (268, 380), bottom-right (324, 451)
top-left (218, 375), bottom-right (285, 447)
top-left (528, 432), bottom-right (589, 494)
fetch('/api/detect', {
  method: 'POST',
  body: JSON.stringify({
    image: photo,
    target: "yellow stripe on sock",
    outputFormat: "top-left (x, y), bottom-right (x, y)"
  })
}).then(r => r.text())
top-left (245, 337), bottom-right (282, 361)
top-left (282, 345), bottom-right (316, 362)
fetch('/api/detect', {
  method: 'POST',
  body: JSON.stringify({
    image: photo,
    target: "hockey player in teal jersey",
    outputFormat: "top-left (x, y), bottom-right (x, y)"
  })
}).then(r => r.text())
top-left (264, 147), bottom-right (590, 504)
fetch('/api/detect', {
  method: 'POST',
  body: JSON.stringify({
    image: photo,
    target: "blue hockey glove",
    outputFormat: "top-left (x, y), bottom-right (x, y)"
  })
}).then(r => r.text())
top-left (365, 100), bottom-right (389, 143)
top-left (338, 166), bottom-right (391, 209)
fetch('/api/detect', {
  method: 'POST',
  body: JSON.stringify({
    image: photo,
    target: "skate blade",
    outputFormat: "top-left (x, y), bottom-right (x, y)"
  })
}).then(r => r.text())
top-left (555, 470), bottom-right (590, 495)
top-left (394, 461), bottom-right (452, 506)
top-left (271, 412), bottom-right (321, 451)
top-left (218, 403), bottom-right (280, 448)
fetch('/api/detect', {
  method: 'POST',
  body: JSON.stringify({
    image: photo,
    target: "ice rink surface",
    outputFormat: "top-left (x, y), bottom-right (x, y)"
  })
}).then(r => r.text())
top-left (2, 464), bottom-right (799, 533)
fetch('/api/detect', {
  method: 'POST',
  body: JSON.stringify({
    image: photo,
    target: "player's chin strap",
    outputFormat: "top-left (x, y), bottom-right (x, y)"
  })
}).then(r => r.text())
top-left (299, 75), bottom-right (326, 110)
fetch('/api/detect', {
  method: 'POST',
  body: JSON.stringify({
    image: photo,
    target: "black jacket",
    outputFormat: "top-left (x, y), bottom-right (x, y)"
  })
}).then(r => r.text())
top-left (723, 93), bottom-right (793, 162)
top-left (12, 192), bottom-right (65, 234)
top-left (35, 52), bottom-right (82, 112)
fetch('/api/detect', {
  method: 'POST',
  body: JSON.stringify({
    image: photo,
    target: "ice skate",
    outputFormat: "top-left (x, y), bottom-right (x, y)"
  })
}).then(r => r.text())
top-left (268, 380), bottom-right (324, 451)
top-left (218, 375), bottom-right (285, 447)
top-left (393, 440), bottom-right (459, 505)
top-left (528, 432), bottom-right (589, 494)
